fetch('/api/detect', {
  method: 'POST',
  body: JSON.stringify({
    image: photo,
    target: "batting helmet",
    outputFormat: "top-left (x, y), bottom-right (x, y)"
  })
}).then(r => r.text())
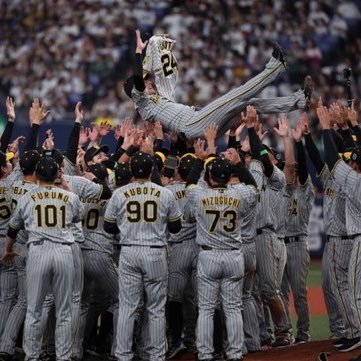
top-left (36, 157), bottom-right (59, 182)
top-left (130, 151), bottom-right (153, 178)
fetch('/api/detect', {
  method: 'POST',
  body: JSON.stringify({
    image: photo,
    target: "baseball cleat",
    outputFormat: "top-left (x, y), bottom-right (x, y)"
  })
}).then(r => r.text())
top-left (336, 337), bottom-right (361, 352)
top-left (303, 75), bottom-right (313, 111)
top-left (167, 340), bottom-right (187, 359)
top-left (272, 42), bottom-right (288, 71)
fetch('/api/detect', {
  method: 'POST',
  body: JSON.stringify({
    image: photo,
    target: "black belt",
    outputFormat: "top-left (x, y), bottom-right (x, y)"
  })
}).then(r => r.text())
top-left (256, 229), bottom-right (263, 235)
top-left (284, 236), bottom-right (302, 244)
top-left (32, 240), bottom-right (70, 246)
top-left (326, 235), bottom-right (353, 241)
top-left (201, 245), bottom-right (239, 251)
top-left (122, 244), bottom-right (165, 249)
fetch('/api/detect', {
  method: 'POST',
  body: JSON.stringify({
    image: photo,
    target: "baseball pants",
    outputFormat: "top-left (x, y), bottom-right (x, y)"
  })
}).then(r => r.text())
top-left (241, 242), bottom-right (260, 352)
top-left (281, 237), bottom-right (310, 341)
top-left (0, 242), bottom-right (27, 355)
top-left (24, 241), bottom-right (74, 361)
top-left (196, 249), bottom-right (244, 361)
top-left (322, 239), bottom-right (346, 337)
top-left (253, 230), bottom-right (290, 339)
top-left (116, 246), bottom-right (168, 361)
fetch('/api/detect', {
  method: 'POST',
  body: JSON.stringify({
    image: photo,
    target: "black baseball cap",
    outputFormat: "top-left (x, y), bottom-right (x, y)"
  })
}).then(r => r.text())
top-left (84, 145), bottom-right (109, 165)
top-left (0, 151), bottom-right (14, 167)
top-left (20, 150), bottom-right (41, 175)
top-left (41, 148), bottom-right (64, 166)
top-left (178, 153), bottom-right (196, 180)
top-left (130, 151), bottom-right (153, 178)
top-left (88, 163), bottom-right (109, 181)
top-left (36, 157), bottom-right (59, 182)
top-left (208, 157), bottom-right (232, 184)
top-left (115, 162), bottom-right (132, 186)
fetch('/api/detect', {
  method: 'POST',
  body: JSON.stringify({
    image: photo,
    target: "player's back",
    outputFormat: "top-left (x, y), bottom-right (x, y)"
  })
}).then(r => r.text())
top-left (0, 178), bottom-right (12, 241)
top-left (187, 184), bottom-right (256, 249)
top-left (81, 197), bottom-right (114, 254)
top-left (11, 185), bottom-right (81, 245)
top-left (109, 180), bottom-right (181, 246)
top-left (166, 181), bottom-right (196, 243)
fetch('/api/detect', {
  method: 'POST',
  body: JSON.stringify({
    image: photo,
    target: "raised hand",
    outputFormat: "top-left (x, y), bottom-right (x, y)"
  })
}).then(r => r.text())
top-left (42, 129), bottom-right (55, 150)
top-left (29, 98), bottom-right (50, 125)
top-left (75, 102), bottom-right (84, 123)
top-left (79, 127), bottom-right (89, 146)
top-left (256, 123), bottom-right (268, 141)
top-left (140, 137), bottom-right (154, 155)
top-left (6, 96), bottom-right (15, 122)
top-left (316, 105), bottom-right (331, 129)
top-left (154, 121), bottom-right (164, 140)
top-left (204, 123), bottom-right (218, 144)
top-left (241, 136), bottom-right (251, 153)
top-left (7, 136), bottom-right (25, 156)
top-left (347, 99), bottom-right (358, 127)
top-left (88, 126), bottom-right (99, 143)
top-left (194, 139), bottom-right (207, 160)
top-left (274, 115), bottom-right (289, 137)
top-left (242, 105), bottom-right (258, 128)
top-left (98, 122), bottom-right (111, 137)
top-left (222, 148), bottom-right (241, 165)
top-left (291, 122), bottom-right (303, 142)
top-left (116, 117), bottom-right (133, 140)
top-left (136, 29), bottom-right (148, 53)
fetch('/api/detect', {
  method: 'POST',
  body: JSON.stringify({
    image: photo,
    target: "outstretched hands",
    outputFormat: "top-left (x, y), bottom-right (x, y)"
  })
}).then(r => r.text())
top-left (29, 98), bottom-right (50, 125)
top-left (6, 96), bottom-right (15, 122)
top-left (136, 29), bottom-right (148, 53)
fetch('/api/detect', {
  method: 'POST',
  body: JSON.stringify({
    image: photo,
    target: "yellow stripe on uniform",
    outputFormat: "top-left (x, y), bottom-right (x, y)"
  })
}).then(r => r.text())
top-left (186, 62), bottom-right (283, 126)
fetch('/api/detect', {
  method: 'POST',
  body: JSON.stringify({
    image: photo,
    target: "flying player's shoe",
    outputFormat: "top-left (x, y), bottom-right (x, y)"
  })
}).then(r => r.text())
top-left (272, 42), bottom-right (288, 71)
top-left (303, 75), bottom-right (314, 111)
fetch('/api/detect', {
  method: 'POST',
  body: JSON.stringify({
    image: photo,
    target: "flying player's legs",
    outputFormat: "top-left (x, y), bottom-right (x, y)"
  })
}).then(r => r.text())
top-left (281, 238), bottom-right (310, 342)
top-left (185, 56), bottom-right (284, 138)
top-left (322, 240), bottom-right (346, 337)
top-left (241, 242), bottom-right (260, 352)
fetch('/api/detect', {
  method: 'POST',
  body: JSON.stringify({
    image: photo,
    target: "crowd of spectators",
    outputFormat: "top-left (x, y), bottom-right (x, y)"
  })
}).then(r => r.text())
top-left (0, 0), bottom-right (361, 146)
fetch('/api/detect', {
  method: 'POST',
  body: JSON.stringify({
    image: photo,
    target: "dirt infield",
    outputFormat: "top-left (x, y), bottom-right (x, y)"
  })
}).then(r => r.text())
top-left (174, 340), bottom-right (360, 361)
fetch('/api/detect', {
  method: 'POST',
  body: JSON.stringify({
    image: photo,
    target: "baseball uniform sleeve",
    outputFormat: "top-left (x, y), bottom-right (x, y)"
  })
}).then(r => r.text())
top-left (238, 186), bottom-right (257, 217)
top-left (165, 189), bottom-right (183, 222)
top-left (184, 185), bottom-right (198, 222)
top-left (333, 160), bottom-right (359, 197)
top-left (104, 190), bottom-right (121, 224)
top-left (9, 200), bottom-right (24, 230)
top-left (70, 194), bottom-right (83, 224)
top-left (267, 166), bottom-right (286, 191)
top-left (249, 160), bottom-right (264, 189)
top-left (71, 176), bottom-right (103, 200)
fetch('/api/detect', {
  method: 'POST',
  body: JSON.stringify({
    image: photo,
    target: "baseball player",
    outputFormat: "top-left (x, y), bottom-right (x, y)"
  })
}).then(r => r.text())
top-left (241, 106), bottom-right (292, 347)
top-left (281, 115), bottom-right (314, 344)
top-left (0, 150), bottom-right (16, 341)
top-left (0, 150), bottom-right (40, 361)
top-left (104, 151), bottom-right (182, 361)
top-left (73, 163), bottom-right (119, 361)
top-left (185, 152), bottom-right (257, 361)
top-left (166, 153), bottom-right (198, 358)
top-left (304, 115), bottom-right (353, 341)
top-left (124, 29), bottom-right (310, 140)
top-left (2, 157), bottom-right (83, 361)
top-left (317, 106), bottom-right (361, 353)
top-left (143, 34), bottom-right (177, 102)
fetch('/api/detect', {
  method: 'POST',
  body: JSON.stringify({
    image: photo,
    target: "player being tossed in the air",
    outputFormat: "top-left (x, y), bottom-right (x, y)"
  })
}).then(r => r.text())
top-left (124, 29), bottom-right (313, 139)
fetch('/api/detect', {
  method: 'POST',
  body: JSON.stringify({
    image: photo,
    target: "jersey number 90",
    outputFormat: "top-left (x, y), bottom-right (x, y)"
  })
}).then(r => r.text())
top-left (126, 201), bottom-right (158, 223)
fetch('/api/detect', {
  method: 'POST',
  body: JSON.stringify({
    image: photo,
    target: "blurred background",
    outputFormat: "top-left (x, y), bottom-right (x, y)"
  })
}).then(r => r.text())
top-left (0, 0), bottom-right (361, 257)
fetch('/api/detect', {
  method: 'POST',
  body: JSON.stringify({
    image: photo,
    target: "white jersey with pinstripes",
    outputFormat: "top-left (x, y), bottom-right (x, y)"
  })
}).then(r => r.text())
top-left (143, 35), bottom-right (178, 102)
top-left (9, 185), bottom-right (83, 245)
top-left (284, 178), bottom-right (314, 236)
top-left (249, 160), bottom-right (286, 230)
top-left (104, 180), bottom-right (182, 247)
top-left (333, 160), bottom-right (361, 235)
top-left (186, 184), bottom-right (257, 249)
top-left (81, 198), bottom-right (115, 254)
top-left (318, 165), bottom-right (348, 236)
top-left (9, 180), bottom-right (37, 244)
top-left (166, 181), bottom-right (196, 243)
top-left (0, 179), bottom-right (12, 236)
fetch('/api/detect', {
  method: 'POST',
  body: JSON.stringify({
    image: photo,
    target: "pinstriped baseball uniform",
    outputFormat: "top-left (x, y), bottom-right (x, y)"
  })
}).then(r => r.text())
top-left (9, 185), bottom-right (82, 361)
top-left (132, 56), bottom-right (287, 139)
top-left (331, 160), bottom-right (361, 333)
top-left (166, 182), bottom-right (197, 302)
top-left (249, 160), bottom-right (291, 341)
top-left (73, 197), bottom-right (119, 359)
top-left (143, 35), bottom-right (178, 101)
top-left (230, 182), bottom-right (259, 352)
top-left (186, 183), bottom-right (257, 360)
top-left (104, 180), bottom-right (182, 361)
top-left (318, 165), bottom-right (349, 337)
top-left (0, 179), bottom-right (15, 340)
top-left (281, 178), bottom-right (314, 341)
top-left (0, 180), bottom-right (36, 356)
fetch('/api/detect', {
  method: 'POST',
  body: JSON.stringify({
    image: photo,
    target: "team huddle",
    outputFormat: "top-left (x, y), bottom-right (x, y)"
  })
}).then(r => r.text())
top-left (0, 29), bottom-right (361, 361)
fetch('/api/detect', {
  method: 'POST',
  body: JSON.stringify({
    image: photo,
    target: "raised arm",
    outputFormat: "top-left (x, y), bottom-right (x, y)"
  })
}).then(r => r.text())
top-left (64, 102), bottom-right (83, 165)
top-left (274, 115), bottom-right (296, 184)
top-left (0, 97), bottom-right (16, 152)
